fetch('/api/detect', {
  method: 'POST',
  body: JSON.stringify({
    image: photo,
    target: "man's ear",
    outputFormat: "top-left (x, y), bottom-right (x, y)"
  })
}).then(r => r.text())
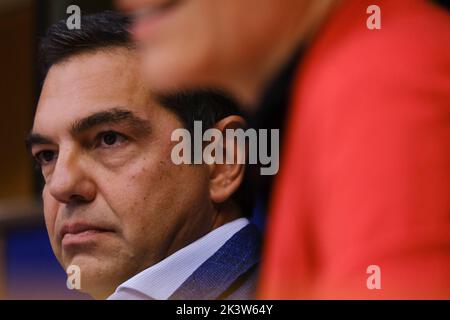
top-left (209, 115), bottom-right (247, 204)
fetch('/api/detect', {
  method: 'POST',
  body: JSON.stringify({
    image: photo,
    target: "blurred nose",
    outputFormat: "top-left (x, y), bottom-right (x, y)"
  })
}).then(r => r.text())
top-left (47, 147), bottom-right (96, 205)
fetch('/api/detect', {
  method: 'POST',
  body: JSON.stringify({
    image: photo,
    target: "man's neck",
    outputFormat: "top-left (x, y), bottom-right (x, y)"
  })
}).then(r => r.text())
top-left (211, 201), bottom-right (243, 230)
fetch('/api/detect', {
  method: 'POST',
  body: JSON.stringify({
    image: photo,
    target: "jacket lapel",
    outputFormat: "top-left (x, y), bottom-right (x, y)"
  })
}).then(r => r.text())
top-left (169, 224), bottom-right (261, 300)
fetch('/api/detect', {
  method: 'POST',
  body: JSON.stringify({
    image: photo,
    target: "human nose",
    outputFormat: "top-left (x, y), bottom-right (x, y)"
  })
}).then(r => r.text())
top-left (47, 147), bottom-right (96, 205)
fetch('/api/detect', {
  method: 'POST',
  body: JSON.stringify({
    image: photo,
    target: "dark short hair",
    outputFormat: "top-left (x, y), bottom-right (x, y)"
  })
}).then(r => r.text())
top-left (39, 11), bottom-right (133, 79)
top-left (38, 11), bottom-right (253, 216)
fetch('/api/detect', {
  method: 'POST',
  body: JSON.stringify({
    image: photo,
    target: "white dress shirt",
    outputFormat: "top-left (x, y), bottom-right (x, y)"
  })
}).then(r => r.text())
top-left (107, 218), bottom-right (249, 300)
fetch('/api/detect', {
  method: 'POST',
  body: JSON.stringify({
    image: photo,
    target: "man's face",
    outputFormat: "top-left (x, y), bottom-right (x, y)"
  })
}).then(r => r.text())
top-left (30, 48), bottom-right (214, 298)
top-left (117, 0), bottom-right (311, 96)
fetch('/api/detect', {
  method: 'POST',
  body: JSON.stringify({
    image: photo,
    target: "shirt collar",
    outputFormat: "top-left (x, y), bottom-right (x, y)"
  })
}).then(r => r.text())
top-left (108, 218), bottom-right (249, 300)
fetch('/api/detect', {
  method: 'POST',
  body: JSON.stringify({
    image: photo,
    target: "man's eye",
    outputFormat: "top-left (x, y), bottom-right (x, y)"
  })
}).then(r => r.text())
top-left (98, 131), bottom-right (128, 147)
top-left (34, 150), bottom-right (57, 166)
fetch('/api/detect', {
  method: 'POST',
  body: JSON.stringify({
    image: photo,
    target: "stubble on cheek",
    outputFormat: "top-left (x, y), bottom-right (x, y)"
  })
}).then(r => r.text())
top-left (117, 155), bottom-right (186, 263)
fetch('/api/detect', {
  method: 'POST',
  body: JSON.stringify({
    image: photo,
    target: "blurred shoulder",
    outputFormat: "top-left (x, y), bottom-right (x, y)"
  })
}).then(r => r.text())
top-left (294, 0), bottom-right (450, 107)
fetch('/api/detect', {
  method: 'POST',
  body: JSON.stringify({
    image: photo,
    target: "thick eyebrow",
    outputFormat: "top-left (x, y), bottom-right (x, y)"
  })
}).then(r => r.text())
top-left (26, 107), bottom-right (151, 152)
top-left (25, 133), bottom-right (55, 152)
top-left (70, 107), bottom-right (151, 136)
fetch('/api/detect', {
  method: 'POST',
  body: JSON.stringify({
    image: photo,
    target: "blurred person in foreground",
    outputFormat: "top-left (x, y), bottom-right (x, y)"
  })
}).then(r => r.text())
top-left (118, 0), bottom-right (450, 298)
top-left (27, 11), bottom-right (259, 300)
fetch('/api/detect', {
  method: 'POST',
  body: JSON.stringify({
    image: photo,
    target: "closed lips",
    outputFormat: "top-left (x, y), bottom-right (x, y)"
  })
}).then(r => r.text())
top-left (60, 223), bottom-right (113, 240)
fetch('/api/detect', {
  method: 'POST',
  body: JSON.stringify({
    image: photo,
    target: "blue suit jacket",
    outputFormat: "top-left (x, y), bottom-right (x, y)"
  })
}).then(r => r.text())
top-left (169, 224), bottom-right (261, 300)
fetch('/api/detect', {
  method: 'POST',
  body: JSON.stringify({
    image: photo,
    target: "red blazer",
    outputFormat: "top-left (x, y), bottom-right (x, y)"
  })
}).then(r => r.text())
top-left (260, 0), bottom-right (450, 299)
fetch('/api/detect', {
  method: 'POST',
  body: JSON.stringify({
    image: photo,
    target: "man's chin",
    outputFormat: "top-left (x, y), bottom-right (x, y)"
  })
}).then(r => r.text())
top-left (63, 254), bottom-right (126, 299)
